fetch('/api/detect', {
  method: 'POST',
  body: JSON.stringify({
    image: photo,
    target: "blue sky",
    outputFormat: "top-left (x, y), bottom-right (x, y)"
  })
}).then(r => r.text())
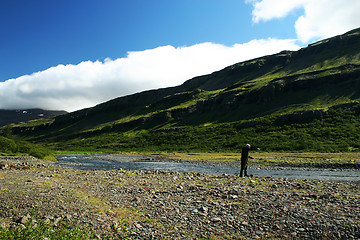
top-left (0, 0), bottom-right (298, 81)
top-left (1, 0), bottom-right (359, 111)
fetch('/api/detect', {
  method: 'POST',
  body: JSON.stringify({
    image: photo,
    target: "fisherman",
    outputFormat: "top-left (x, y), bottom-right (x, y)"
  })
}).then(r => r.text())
top-left (240, 144), bottom-right (260, 177)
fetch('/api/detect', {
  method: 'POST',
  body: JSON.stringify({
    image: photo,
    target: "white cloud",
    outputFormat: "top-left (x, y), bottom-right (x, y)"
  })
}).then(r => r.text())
top-left (0, 39), bottom-right (300, 112)
top-left (247, 0), bottom-right (360, 43)
top-left (247, 0), bottom-right (304, 22)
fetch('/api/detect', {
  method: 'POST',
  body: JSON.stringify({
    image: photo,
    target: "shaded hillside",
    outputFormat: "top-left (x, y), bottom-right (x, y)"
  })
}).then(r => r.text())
top-left (9, 28), bottom-right (360, 152)
top-left (0, 109), bottom-right (67, 127)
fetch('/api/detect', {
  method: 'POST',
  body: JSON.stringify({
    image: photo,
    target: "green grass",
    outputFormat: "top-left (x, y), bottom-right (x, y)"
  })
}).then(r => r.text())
top-left (0, 220), bottom-right (130, 239)
top-left (40, 104), bottom-right (360, 153)
top-left (0, 127), bottom-right (56, 160)
top-left (0, 221), bottom-right (95, 240)
top-left (5, 31), bottom-right (360, 154)
top-left (15, 103), bottom-right (360, 154)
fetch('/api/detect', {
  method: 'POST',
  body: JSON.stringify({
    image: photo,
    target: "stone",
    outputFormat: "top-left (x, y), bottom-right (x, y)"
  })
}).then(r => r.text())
top-left (212, 217), bottom-right (222, 223)
top-left (42, 217), bottom-right (51, 224)
top-left (228, 189), bottom-right (239, 195)
top-left (135, 223), bottom-right (143, 229)
top-left (273, 224), bottom-right (281, 230)
top-left (199, 206), bottom-right (208, 213)
top-left (0, 163), bottom-right (9, 170)
top-left (64, 214), bottom-right (72, 221)
top-left (18, 214), bottom-right (31, 225)
top-left (0, 220), bottom-right (6, 228)
top-left (54, 217), bottom-right (62, 226)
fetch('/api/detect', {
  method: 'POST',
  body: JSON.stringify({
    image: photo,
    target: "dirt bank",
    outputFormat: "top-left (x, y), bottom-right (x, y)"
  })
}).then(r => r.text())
top-left (0, 156), bottom-right (359, 239)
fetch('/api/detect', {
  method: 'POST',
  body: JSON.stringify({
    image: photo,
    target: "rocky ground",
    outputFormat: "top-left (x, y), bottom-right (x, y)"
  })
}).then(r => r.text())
top-left (0, 155), bottom-right (359, 239)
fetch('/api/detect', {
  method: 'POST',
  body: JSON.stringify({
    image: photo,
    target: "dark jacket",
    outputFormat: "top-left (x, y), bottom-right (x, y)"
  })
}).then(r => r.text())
top-left (240, 146), bottom-right (258, 167)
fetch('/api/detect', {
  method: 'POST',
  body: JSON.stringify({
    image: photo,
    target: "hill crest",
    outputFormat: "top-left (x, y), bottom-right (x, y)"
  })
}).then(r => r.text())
top-left (8, 27), bottom-right (360, 152)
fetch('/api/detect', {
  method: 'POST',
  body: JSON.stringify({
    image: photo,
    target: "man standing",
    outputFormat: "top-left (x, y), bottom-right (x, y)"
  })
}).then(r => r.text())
top-left (240, 144), bottom-right (260, 177)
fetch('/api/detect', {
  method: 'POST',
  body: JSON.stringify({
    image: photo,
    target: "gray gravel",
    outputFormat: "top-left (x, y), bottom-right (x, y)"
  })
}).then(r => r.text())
top-left (0, 155), bottom-right (359, 239)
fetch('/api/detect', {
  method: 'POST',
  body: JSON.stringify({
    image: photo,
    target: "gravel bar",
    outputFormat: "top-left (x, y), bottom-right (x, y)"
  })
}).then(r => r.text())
top-left (0, 155), bottom-right (359, 239)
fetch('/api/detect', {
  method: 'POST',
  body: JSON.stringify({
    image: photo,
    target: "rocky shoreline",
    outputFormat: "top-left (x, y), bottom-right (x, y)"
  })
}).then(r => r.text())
top-left (0, 155), bottom-right (359, 239)
top-left (58, 153), bottom-right (360, 171)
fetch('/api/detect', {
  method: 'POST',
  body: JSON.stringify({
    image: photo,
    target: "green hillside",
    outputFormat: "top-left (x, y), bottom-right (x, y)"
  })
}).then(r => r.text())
top-left (6, 28), bottom-right (360, 153)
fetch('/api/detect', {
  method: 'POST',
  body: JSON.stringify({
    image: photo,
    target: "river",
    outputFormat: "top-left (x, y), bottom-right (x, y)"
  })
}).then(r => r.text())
top-left (56, 154), bottom-right (360, 182)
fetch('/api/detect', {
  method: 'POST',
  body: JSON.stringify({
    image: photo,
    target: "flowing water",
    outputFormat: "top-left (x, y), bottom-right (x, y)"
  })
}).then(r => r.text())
top-left (56, 154), bottom-right (360, 182)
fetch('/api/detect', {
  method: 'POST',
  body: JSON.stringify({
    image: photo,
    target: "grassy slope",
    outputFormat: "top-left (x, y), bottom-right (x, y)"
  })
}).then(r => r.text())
top-left (6, 28), bottom-right (360, 153)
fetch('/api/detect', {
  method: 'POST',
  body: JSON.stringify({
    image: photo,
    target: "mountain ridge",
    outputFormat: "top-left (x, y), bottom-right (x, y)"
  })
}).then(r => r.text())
top-left (0, 109), bottom-right (67, 127)
top-left (7, 27), bottom-right (360, 152)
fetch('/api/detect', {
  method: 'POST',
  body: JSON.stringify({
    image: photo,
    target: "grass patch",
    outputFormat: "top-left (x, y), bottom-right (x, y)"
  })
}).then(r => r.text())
top-left (0, 221), bottom-right (97, 240)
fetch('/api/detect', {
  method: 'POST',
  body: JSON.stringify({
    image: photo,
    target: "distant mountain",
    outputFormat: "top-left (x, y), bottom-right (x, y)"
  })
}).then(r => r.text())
top-left (9, 28), bottom-right (360, 152)
top-left (0, 109), bottom-right (67, 127)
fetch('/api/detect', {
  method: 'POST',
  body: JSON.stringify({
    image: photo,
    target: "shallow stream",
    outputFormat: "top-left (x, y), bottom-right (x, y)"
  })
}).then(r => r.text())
top-left (56, 154), bottom-right (360, 182)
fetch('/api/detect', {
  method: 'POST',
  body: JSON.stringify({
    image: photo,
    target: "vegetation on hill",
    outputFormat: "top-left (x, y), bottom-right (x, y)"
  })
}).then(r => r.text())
top-left (0, 126), bottom-right (55, 160)
top-left (4, 28), bottom-right (360, 153)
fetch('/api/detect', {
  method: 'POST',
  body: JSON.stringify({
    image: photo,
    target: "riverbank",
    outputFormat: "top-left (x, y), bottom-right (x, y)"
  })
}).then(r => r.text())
top-left (56, 154), bottom-right (360, 182)
top-left (0, 155), bottom-right (359, 239)
top-left (165, 152), bottom-right (360, 169)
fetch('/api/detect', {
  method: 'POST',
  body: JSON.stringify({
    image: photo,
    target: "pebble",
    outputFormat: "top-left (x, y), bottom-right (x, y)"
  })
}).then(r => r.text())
top-left (0, 155), bottom-right (359, 240)
top-left (18, 214), bottom-right (31, 225)
top-left (212, 217), bottom-right (222, 222)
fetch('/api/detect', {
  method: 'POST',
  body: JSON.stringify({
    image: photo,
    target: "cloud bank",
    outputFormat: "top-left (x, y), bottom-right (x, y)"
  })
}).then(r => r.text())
top-left (247, 0), bottom-right (360, 43)
top-left (0, 38), bottom-right (300, 112)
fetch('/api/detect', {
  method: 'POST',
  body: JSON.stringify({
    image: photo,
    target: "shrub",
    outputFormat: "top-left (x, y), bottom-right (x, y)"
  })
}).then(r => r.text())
top-left (17, 140), bottom-right (54, 160)
top-left (0, 135), bottom-right (54, 160)
top-left (0, 136), bottom-right (17, 154)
